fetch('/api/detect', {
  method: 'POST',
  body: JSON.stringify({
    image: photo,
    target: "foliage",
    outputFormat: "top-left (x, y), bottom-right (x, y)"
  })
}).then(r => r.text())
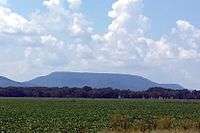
top-left (0, 86), bottom-right (200, 99)
top-left (1, 99), bottom-right (200, 132)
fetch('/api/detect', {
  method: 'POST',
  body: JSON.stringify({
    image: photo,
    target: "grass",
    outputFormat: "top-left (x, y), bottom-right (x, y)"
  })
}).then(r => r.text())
top-left (1, 98), bottom-right (200, 132)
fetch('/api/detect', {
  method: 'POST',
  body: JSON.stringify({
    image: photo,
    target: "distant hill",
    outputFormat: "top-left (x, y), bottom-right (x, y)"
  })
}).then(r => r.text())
top-left (0, 76), bottom-right (23, 87)
top-left (23, 72), bottom-right (184, 91)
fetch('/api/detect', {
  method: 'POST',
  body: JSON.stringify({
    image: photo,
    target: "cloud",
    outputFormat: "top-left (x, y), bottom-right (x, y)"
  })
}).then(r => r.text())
top-left (0, 0), bottom-right (7, 5)
top-left (178, 48), bottom-right (199, 59)
top-left (0, 6), bottom-right (28, 34)
top-left (68, 13), bottom-right (93, 36)
top-left (0, 5), bottom-right (43, 36)
top-left (67, 0), bottom-right (82, 10)
top-left (176, 20), bottom-right (194, 31)
top-left (43, 0), bottom-right (61, 9)
top-left (167, 20), bottom-right (200, 60)
top-left (91, 0), bottom-right (171, 67)
top-left (40, 34), bottom-right (64, 48)
top-left (105, 0), bottom-right (149, 44)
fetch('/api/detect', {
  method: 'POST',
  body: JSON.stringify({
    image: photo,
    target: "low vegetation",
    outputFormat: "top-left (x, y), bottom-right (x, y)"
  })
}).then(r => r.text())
top-left (0, 86), bottom-right (200, 99)
top-left (1, 99), bottom-right (200, 132)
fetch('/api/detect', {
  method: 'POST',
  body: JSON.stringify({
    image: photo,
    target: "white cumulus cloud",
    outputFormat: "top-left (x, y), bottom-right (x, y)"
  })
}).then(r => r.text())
top-left (67, 0), bottom-right (82, 10)
top-left (43, 0), bottom-right (61, 9)
top-left (0, 6), bottom-right (28, 34)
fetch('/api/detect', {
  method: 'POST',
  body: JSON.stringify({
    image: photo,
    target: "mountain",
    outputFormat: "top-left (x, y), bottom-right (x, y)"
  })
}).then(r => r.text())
top-left (24, 72), bottom-right (184, 91)
top-left (0, 76), bottom-right (23, 87)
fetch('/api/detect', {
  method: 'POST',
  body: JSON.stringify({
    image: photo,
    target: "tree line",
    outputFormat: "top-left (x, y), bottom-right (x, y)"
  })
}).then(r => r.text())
top-left (0, 86), bottom-right (200, 99)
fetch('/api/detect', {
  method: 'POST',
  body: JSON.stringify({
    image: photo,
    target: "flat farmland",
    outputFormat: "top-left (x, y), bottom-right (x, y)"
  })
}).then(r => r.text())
top-left (1, 98), bottom-right (200, 133)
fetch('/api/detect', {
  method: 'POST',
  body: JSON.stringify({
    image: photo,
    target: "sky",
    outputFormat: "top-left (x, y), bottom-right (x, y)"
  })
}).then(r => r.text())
top-left (0, 0), bottom-right (200, 89)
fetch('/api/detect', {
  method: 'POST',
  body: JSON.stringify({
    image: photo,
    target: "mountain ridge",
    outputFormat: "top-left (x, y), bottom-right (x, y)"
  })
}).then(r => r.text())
top-left (0, 72), bottom-right (184, 90)
top-left (25, 72), bottom-right (184, 90)
top-left (0, 76), bottom-right (24, 87)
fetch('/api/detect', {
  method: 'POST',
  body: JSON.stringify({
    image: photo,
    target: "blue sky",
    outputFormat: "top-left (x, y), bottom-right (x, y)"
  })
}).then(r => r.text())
top-left (0, 0), bottom-right (200, 89)
top-left (144, 0), bottom-right (200, 38)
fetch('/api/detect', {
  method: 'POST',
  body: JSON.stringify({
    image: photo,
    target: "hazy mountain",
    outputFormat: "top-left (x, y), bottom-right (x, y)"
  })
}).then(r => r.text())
top-left (24, 72), bottom-right (184, 90)
top-left (0, 76), bottom-right (23, 87)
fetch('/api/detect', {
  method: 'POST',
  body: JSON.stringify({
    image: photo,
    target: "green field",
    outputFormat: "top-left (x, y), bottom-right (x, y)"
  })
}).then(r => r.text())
top-left (1, 99), bottom-right (200, 133)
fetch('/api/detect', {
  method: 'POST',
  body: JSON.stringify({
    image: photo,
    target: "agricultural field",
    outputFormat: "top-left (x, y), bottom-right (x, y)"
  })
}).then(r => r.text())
top-left (1, 98), bottom-right (200, 133)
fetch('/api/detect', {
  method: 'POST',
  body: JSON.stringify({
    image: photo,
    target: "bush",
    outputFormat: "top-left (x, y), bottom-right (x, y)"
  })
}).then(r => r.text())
top-left (108, 114), bottom-right (132, 132)
top-left (156, 117), bottom-right (173, 130)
